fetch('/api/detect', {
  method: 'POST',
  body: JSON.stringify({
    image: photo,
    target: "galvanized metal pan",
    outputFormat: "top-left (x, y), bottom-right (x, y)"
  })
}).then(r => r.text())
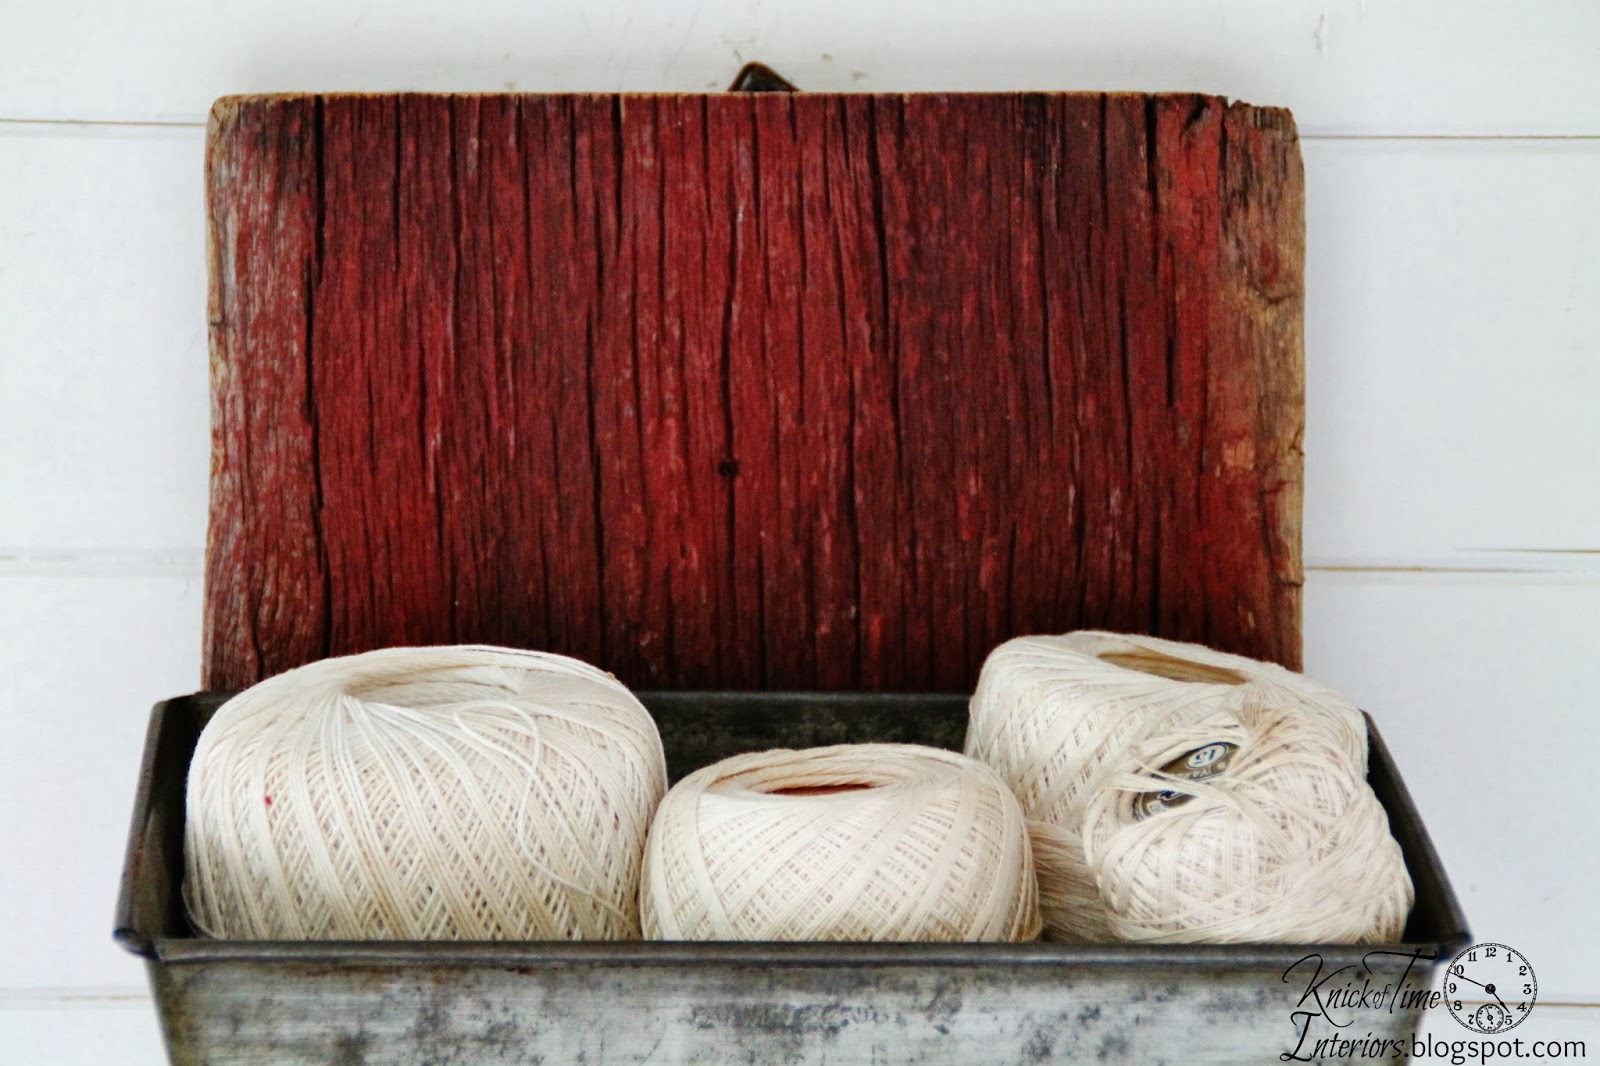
top-left (116, 692), bottom-right (1468, 1065)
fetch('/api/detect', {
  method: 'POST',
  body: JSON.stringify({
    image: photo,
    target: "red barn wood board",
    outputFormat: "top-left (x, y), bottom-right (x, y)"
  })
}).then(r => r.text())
top-left (204, 91), bottom-right (1305, 692)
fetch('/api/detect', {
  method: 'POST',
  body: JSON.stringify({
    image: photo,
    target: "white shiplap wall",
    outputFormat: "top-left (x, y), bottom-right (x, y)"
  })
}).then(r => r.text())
top-left (1, 2), bottom-right (1596, 1061)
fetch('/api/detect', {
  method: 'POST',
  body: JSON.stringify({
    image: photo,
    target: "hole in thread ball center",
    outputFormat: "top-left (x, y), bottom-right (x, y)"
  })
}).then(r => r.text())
top-left (349, 675), bottom-right (520, 708)
top-left (1097, 648), bottom-right (1247, 686)
top-left (765, 783), bottom-right (878, 797)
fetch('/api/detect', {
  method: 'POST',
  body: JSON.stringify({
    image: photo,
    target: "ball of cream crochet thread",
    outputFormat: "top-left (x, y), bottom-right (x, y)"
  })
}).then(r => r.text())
top-left (1084, 694), bottom-right (1413, 944)
top-left (183, 645), bottom-right (667, 941)
top-left (965, 630), bottom-right (1407, 943)
top-left (641, 744), bottom-right (1042, 942)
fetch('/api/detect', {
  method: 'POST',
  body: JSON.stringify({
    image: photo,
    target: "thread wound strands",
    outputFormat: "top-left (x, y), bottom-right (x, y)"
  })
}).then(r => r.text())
top-left (965, 631), bottom-right (1410, 943)
top-left (1086, 695), bottom-right (1412, 943)
top-left (642, 744), bottom-right (1042, 942)
top-left (184, 646), bottom-right (667, 940)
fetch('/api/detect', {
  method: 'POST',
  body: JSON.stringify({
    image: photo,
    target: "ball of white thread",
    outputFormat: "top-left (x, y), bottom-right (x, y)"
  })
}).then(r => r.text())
top-left (641, 744), bottom-right (1042, 942)
top-left (965, 631), bottom-right (1407, 943)
top-left (183, 645), bottom-right (667, 940)
top-left (1084, 694), bottom-right (1412, 943)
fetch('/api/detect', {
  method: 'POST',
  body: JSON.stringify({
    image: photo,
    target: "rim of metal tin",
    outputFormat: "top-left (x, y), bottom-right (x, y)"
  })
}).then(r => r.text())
top-left (144, 938), bottom-right (1452, 970)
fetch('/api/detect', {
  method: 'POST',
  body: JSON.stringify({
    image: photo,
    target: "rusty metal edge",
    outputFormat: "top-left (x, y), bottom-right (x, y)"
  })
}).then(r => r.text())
top-left (113, 696), bottom-right (175, 958)
top-left (147, 937), bottom-right (1448, 971)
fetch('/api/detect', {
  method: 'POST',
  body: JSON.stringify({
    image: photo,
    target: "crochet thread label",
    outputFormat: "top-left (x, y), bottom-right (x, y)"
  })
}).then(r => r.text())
top-left (1132, 741), bottom-right (1238, 820)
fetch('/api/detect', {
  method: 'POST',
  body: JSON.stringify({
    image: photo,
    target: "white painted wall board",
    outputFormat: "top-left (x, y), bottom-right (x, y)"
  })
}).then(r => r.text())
top-left (1304, 570), bottom-right (1600, 1005)
top-left (0, 574), bottom-right (202, 993)
top-left (2, 1), bottom-right (1600, 135)
top-left (0, 998), bottom-right (166, 1066)
top-left (1303, 139), bottom-right (1600, 567)
top-left (0, 126), bottom-right (210, 556)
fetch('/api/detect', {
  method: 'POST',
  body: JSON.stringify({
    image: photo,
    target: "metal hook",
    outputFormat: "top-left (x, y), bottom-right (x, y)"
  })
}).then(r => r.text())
top-left (727, 62), bottom-right (799, 93)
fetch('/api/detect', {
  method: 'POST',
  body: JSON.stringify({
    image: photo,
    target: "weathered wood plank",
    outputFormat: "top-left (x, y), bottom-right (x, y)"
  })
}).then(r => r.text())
top-left (204, 91), bottom-right (1304, 691)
